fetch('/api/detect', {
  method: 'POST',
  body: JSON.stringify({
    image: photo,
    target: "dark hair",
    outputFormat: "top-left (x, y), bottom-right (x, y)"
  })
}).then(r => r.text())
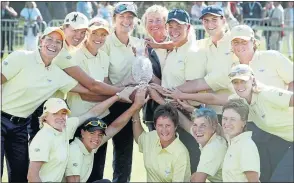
top-left (153, 104), bottom-right (179, 127)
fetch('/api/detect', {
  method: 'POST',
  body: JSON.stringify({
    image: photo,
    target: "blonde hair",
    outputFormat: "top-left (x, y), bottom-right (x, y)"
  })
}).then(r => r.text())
top-left (38, 112), bottom-right (48, 129)
top-left (141, 5), bottom-right (169, 34)
top-left (25, 1), bottom-right (37, 8)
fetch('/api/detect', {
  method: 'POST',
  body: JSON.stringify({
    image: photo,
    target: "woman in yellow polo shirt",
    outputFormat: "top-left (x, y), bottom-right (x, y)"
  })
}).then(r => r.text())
top-left (221, 99), bottom-right (260, 182)
top-left (65, 87), bottom-right (147, 183)
top-left (230, 24), bottom-right (293, 91)
top-left (132, 103), bottom-right (191, 182)
top-left (190, 108), bottom-right (227, 182)
top-left (1, 27), bottom-right (96, 182)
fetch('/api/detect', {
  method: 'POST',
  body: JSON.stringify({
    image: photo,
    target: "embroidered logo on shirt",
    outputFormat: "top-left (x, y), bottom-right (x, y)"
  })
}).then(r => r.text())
top-left (47, 79), bottom-right (52, 83)
top-left (71, 14), bottom-right (78, 22)
top-left (261, 114), bottom-right (265, 118)
top-left (178, 60), bottom-right (183, 63)
top-left (258, 68), bottom-right (265, 72)
top-left (164, 168), bottom-right (171, 177)
top-left (34, 148), bottom-right (40, 152)
top-left (66, 55), bottom-right (72, 59)
top-left (73, 163), bottom-right (78, 167)
top-left (3, 61), bottom-right (8, 65)
top-left (279, 92), bottom-right (283, 96)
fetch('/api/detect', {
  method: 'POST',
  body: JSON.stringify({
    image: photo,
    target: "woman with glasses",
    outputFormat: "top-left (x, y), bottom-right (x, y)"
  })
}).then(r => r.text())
top-left (65, 87), bottom-right (148, 183)
top-left (165, 64), bottom-right (294, 182)
top-left (132, 104), bottom-right (191, 182)
top-left (1, 27), bottom-right (98, 182)
top-left (190, 108), bottom-right (227, 182)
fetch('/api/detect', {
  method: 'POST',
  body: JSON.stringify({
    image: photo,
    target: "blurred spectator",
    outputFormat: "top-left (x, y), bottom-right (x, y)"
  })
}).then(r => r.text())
top-left (222, 2), bottom-right (239, 29)
top-left (35, 2), bottom-right (51, 23)
top-left (76, 1), bottom-right (93, 19)
top-left (269, 2), bottom-right (284, 51)
top-left (230, 1), bottom-right (242, 22)
top-left (96, 2), bottom-right (113, 26)
top-left (190, 1), bottom-right (206, 39)
top-left (20, 1), bottom-right (43, 51)
top-left (241, 2), bottom-right (263, 19)
top-left (262, 2), bottom-right (274, 50)
top-left (207, 1), bottom-right (223, 7)
top-left (1, 1), bottom-right (17, 59)
top-left (50, 2), bottom-right (68, 19)
top-left (284, 1), bottom-right (293, 59)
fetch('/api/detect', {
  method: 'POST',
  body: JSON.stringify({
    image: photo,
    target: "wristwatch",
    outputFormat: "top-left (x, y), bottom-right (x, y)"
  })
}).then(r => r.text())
top-left (116, 92), bottom-right (121, 99)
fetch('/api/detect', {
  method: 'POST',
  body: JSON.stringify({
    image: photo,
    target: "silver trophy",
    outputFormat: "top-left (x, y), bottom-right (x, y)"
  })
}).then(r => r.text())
top-left (131, 47), bottom-right (153, 86)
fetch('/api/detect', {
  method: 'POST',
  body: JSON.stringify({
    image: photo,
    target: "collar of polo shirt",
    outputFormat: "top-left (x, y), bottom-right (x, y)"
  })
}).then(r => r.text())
top-left (207, 31), bottom-right (231, 47)
top-left (76, 138), bottom-right (91, 155)
top-left (155, 133), bottom-right (180, 154)
top-left (199, 132), bottom-right (218, 150)
top-left (43, 123), bottom-right (62, 136)
top-left (111, 32), bottom-right (136, 47)
top-left (228, 131), bottom-right (252, 145)
top-left (81, 44), bottom-right (96, 59)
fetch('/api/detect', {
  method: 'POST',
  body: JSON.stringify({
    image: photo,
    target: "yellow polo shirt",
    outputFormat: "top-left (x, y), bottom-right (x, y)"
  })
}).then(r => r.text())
top-left (222, 131), bottom-right (260, 182)
top-left (67, 44), bottom-right (110, 117)
top-left (29, 117), bottom-right (80, 182)
top-left (65, 138), bottom-right (95, 182)
top-left (230, 86), bottom-right (293, 142)
top-left (161, 40), bottom-right (206, 89)
top-left (197, 133), bottom-right (227, 182)
top-left (138, 131), bottom-right (191, 182)
top-left (248, 50), bottom-right (293, 90)
top-left (102, 32), bottom-right (145, 85)
top-left (1, 50), bottom-right (78, 118)
top-left (194, 32), bottom-right (240, 114)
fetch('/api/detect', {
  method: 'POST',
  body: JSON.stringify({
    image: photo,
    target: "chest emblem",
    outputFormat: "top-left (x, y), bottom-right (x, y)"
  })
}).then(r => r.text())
top-left (165, 168), bottom-right (171, 177)
top-left (258, 68), bottom-right (265, 72)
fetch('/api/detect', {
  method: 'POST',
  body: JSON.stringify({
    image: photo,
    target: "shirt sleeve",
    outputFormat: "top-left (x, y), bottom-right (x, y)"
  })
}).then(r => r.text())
top-left (35, 8), bottom-right (42, 19)
top-left (57, 69), bottom-right (78, 94)
top-left (138, 131), bottom-right (148, 153)
top-left (261, 87), bottom-right (292, 109)
top-left (1, 50), bottom-right (25, 81)
top-left (29, 132), bottom-right (51, 162)
top-left (240, 140), bottom-right (260, 174)
top-left (20, 8), bottom-right (26, 18)
top-left (52, 48), bottom-right (77, 70)
top-left (65, 144), bottom-right (83, 177)
top-left (66, 117), bottom-right (80, 140)
top-left (197, 142), bottom-right (227, 176)
top-left (205, 71), bottom-right (231, 91)
top-left (172, 151), bottom-right (191, 182)
top-left (273, 51), bottom-right (294, 84)
top-left (185, 50), bottom-right (207, 81)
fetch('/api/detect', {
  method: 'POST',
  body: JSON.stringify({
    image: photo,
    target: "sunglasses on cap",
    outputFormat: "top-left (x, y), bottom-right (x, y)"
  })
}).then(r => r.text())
top-left (194, 107), bottom-right (217, 118)
top-left (114, 3), bottom-right (137, 15)
top-left (228, 68), bottom-right (253, 78)
top-left (85, 120), bottom-right (107, 129)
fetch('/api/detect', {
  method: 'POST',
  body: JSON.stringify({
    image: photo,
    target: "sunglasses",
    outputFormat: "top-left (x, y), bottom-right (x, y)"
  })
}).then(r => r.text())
top-left (228, 68), bottom-right (253, 78)
top-left (115, 3), bottom-right (137, 14)
top-left (195, 108), bottom-right (217, 118)
top-left (85, 120), bottom-right (107, 129)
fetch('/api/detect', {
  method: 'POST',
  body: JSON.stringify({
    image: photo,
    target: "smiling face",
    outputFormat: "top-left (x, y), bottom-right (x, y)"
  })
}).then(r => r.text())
top-left (155, 116), bottom-right (177, 144)
top-left (40, 31), bottom-right (63, 60)
top-left (63, 25), bottom-right (87, 47)
top-left (87, 28), bottom-right (108, 50)
top-left (81, 129), bottom-right (104, 151)
top-left (191, 116), bottom-right (215, 147)
top-left (167, 20), bottom-right (189, 43)
top-left (45, 109), bottom-right (68, 132)
top-left (222, 108), bottom-right (245, 138)
top-left (202, 14), bottom-right (225, 36)
top-left (231, 38), bottom-right (255, 62)
top-left (114, 12), bottom-right (135, 34)
top-left (146, 12), bottom-right (167, 41)
top-left (232, 78), bottom-right (254, 99)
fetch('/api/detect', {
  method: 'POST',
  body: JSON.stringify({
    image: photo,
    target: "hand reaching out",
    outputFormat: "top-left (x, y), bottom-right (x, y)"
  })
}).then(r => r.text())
top-left (119, 86), bottom-right (138, 103)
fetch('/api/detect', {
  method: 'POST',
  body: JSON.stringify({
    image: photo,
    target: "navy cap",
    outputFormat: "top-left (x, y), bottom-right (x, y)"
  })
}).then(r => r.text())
top-left (82, 117), bottom-right (107, 134)
top-left (199, 5), bottom-right (224, 19)
top-left (167, 9), bottom-right (190, 24)
top-left (114, 2), bottom-right (137, 17)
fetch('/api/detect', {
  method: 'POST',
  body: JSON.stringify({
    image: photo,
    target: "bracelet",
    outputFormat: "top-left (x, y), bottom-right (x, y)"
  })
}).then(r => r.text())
top-left (115, 92), bottom-right (121, 99)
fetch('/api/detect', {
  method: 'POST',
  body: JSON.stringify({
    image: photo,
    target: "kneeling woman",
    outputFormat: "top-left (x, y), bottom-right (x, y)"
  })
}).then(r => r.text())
top-left (132, 104), bottom-right (191, 182)
top-left (190, 108), bottom-right (227, 182)
top-left (65, 87), bottom-right (148, 183)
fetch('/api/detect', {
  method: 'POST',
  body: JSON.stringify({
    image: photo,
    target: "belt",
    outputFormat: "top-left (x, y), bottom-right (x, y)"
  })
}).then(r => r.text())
top-left (1, 112), bottom-right (29, 124)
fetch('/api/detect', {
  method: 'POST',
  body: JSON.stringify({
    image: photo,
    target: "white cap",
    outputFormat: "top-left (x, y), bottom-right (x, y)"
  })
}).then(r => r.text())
top-left (63, 12), bottom-right (89, 30)
top-left (231, 25), bottom-right (255, 41)
top-left (43, 98), bottom-right (71, 114)
top-left (42, 27), bottom-right (65, 40)
top-left (89, 17), bottom-right (110, 34)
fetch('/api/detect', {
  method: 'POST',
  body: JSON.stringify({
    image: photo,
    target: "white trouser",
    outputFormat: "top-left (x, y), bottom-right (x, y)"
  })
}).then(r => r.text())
top-left (269, 31), bottom-right (282, 51)
top-left (283, 25), bottom-right (293, 57)
top-left (24, 27), bottom-right (38, 51)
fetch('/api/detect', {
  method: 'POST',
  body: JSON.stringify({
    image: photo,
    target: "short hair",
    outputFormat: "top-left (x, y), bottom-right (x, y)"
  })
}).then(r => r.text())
top-left (222, 99), bottom-right (249, 122)
top-left (153, 104), bottom-right (179, 127)
top-left (141, 5), bottom-right (169, 30)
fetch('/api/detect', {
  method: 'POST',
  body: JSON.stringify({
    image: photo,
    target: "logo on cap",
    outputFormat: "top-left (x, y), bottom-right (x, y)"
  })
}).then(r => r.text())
top-left (66, 55), bottom-right (72, 59)
top-left (3, 61), bottom-right (8, 65)
top-left (174, 11), bottom-right (177, 16)
top-left (73, 163), bottom-right (78, 167)
top-left (208, 7), bottom-right (211, 10)
top-left (72, 14), bottom-right (78, 22)
top-left (237, 27), bottom-right (243, 32)
top-left (34, 148), bottom-right (40, 152)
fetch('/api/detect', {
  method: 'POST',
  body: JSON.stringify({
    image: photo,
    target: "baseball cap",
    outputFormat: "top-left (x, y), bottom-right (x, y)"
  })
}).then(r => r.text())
top-left (63, 12), bottom-right (89, 30)
top-left (199, 5), bottom-right (224, 19)
top-left (43, 98), bottom-right (71, 114)
top-left (229, 64), bottom-right (254, 82)
top-left (41, 27), bottom-right (65, 40)
top-left (231, 25), bottom-right (255, 41)
top-left (89, 17), bottom-right (110, 34)
top-left (82, 117), bottom-right (107, 134)
top-left (167, 8), bottom-right (190, 24)
top-left (114, 2), bottom-right (138, 17)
